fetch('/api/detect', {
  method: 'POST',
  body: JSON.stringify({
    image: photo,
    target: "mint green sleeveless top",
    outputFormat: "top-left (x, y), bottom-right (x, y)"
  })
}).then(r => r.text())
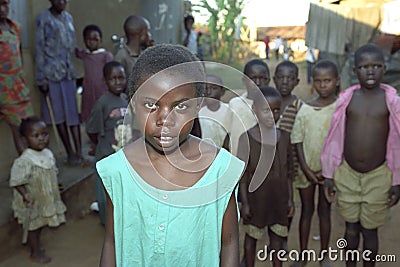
top-left (97, 148), bottom-right (244, 267)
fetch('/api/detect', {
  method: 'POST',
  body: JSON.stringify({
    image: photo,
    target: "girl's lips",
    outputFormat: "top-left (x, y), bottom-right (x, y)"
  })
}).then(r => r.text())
top-left (154, 135), bottom-right (178, 146)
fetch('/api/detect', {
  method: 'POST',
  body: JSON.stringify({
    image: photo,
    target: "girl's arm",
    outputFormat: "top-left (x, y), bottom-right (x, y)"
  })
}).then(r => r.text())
top-left (100, 190), bottom-right (115, 267)
top-left (220, 192), bottom-right (239, 267)
top-left (295, 143), bottom-right (319, 184)
top-left (14, 185), bottom-right (32, 206)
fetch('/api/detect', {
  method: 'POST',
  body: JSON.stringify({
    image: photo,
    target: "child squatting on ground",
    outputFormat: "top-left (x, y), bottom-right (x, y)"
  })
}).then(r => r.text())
top-left (9, 117), bottom-right (67, 264)
top-left (238, 86), bottom-right (293, 267)
top-left (322, 43), bottom-right (400, 267)
top-left (290, 60), bottom-right (340, 267)
top-left (97, 44), bottom-right (245, 266)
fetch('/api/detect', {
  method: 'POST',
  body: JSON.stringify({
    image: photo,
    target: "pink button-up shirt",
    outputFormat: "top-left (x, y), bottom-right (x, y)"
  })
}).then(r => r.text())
top-left (321, 84), bottom-right (400, 185)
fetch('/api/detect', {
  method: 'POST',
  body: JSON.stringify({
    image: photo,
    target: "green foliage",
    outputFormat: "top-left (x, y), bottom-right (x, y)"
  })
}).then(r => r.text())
top-left (193, 0), bottom-right (245, 63)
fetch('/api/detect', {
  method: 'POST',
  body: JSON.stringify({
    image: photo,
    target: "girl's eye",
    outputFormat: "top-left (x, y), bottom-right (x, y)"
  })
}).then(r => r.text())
top-left (144, 102), bottom-right (157, 110)
top-left (175, 103), bottom-right (188, 111)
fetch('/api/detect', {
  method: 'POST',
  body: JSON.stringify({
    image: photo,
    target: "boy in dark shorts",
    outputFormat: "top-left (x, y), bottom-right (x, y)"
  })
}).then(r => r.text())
top-left (323, 43), bottom-right (400, 267)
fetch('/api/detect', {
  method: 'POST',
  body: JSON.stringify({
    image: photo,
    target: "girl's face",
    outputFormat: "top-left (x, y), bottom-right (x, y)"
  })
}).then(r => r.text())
top-left (105, 66), bottom-right (127, 96)
top-left (25, 121), bottom-right (49, 151)
top-left (253, 97), bottom-right (281, 128)
top-left (312, 68), bottom-right (339, 99)
top-left (133, 79), bottom-right (199, 154)
top-left (84, 30), bottom-right (101, 52)
top-left (273, 66), bottom-right (299, 97)
top-left (244, 64), bottom-right (270, 92)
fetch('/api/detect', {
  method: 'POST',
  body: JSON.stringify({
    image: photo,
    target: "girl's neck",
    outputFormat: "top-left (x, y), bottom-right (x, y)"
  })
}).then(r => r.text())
top-left (308, 95), bottom-right (336, 107)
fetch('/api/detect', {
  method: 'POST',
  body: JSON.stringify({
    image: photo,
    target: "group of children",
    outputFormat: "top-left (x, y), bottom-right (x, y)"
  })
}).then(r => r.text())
top-left (4, 2), bottom-right (399, 264)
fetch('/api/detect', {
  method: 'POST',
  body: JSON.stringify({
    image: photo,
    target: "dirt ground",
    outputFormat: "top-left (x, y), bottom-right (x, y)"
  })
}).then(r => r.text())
top-left (1, 58), bottom-right (399, 266)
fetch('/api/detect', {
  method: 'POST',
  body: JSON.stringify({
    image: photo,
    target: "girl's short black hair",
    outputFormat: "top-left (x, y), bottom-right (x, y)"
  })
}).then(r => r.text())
top-left (128, 44), bottom-right (205, 99)
top-left (313, 60), bottom-right (339, 77)
top-left (83, 24), bottom-right (102, 39)
top-left (19, 116), bottom-right (43, 137)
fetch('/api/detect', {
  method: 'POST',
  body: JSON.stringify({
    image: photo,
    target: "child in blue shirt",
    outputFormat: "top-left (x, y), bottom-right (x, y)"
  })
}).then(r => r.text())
top-left (97, 44), bottom-right (244, 266)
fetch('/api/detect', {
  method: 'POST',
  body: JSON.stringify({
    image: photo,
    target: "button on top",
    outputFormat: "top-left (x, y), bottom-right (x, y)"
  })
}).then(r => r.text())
top-left (162, 194), bottom-right (168, 200)
top-left (159, 224), bottom-right (165, 231)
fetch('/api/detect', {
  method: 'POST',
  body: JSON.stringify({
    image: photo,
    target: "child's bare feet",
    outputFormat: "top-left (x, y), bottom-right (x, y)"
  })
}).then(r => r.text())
top-left (30, 250), bottom-right (51, 264)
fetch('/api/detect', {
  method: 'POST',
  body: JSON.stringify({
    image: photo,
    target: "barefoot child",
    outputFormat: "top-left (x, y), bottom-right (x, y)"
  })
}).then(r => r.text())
top-left (75, 24), bottom-right (113, 123)
top-left (9, 117), bottom-right (67, 264)
top-left (274, 60), bottom-right (302, 247)
top-left (86, 61), bottom-right (128, 225)
top-left (291, 60), bottom-right (340, 267)
top-left (238, 86), bottom-right (293, 267)
top-left (198, 74), bottom-right (230, 147)
top-left (97, 44), bottom-right (244, 266)
top-left (323, 44), bottom-right (400, 267)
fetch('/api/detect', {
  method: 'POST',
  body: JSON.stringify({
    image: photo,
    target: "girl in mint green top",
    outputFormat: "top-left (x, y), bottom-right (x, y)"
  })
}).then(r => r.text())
top-left (97, 44), bottom-right (245, 267)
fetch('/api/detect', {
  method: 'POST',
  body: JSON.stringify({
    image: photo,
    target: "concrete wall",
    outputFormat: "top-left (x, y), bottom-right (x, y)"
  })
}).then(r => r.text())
top-left (0, 0), bottom-right (185, 226)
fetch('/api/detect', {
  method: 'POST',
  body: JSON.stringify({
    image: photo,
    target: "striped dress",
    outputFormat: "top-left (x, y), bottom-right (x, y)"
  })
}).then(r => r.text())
top-left (279, 98), bottom-right (303, 179)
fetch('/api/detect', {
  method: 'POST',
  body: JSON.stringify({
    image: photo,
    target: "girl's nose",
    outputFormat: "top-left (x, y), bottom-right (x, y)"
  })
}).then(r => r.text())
top-left (156, 107), bottom-right (174, 127)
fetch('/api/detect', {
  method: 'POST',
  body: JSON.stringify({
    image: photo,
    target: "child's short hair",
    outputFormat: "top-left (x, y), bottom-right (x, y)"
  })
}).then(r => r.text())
top-left (313, 60), bottom-right (339, 77)
top-left (19, 116), bottom-right (43, 137)
top-left (274, 60), bottom-right (299, 77)
top-left (254, 86), bottom-right (281, 105)
top-left (354, 43), bottom-right (384, 66)
top-left (243, 59), bottom-right (270, 77)
top-left (128, 44), bottom-right (205, 99)
top-left (83, 24), bottom-right (102, 39)
top-left (184, 14), bottom-right (195, 24)
top-left (103, 61), bottom-right (124, 78)
top-left (123, 15), bottom-right (147, 35)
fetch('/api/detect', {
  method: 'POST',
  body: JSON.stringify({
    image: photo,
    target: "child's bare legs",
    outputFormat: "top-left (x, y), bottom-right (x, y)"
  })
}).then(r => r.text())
top-left (268, 229), bottom-right (285, 267)
top-left (344, 222), bottom-right (361, 267)
top-left (70, 124), bottom-right (82, 158)
top-left (291, 184), bottom-right (316, 267)
top-left (56, 122), bottom-right (83, 164)
top-left (344, 222), bottom-right (378, 267)
top-left (28, 227), bottom-right (51, 263)
top-left (317, 184), bottom-right (331, 266)
top-left (244, 234), bottom-right (257, 267)
top-left (361, 227), bottom-right (378, 267)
